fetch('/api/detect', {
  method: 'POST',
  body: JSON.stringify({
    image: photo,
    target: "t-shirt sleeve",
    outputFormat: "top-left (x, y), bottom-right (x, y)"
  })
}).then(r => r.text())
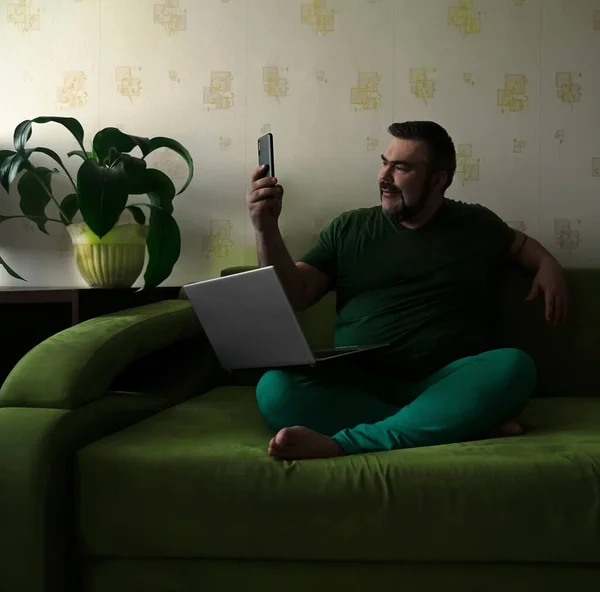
top-left (297, 218), bottom-right (339, 284)
top-left (476, 205), bottom-right (517, 258)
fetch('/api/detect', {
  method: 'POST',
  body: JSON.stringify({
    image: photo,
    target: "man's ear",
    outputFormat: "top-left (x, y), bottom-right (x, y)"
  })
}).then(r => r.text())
top-left (432, 170), bottom-right (448, 192)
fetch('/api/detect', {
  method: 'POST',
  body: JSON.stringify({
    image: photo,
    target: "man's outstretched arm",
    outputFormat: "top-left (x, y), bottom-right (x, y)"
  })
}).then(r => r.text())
top-left (508, 230), bottom-right (569, 326)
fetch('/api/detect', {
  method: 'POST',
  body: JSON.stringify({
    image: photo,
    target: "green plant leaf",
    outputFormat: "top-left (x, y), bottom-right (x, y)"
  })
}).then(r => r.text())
top-left (0, 152), bottom-right (28, 193)
top-left (109, 147), bottom-right (123, 167)
top-left (26, 147), bottom-right (76, 188)
top-left (13, 116), bottom-right (85, 155)
top-left (130, 168), bottom-right (175, 214)
top-left (121, 153), bottom-right (147, 190)
top-left (77, 160), bottom-right (129, 238)
top-left (67, 150), bottom-right (93, 161)
top-left (60, 193), bottom-right (79, 224)
top-left (17, 167), bottom-right (55, 233)
top-left (140, 205), bottom-right (181, 289)
top-left (1, 148), bottom-right (63, 193)
top-left (0, 253), bottom-right (25, 281)
top-left (126, 205), bottom-right (146, 225)
top-left (13, 120), bottom-right (33, 154)
top-left (144, 137), bottom-right (194, 195)
top-left (0, 150), bottom-right (15, 172)
top-left (92, 130), bottom-right (193, 194)
top-left (7, 118), bottom-right (82, 191)
top-left (6, 153), bottom-right (29, 185)
top-left (0, 150), bottom-right (16, 191)
top-left (92, 128), bottom-right (152, 164)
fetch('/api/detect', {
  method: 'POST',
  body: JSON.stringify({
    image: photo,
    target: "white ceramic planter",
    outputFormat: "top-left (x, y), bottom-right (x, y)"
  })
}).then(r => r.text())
top-left (67, 222), bottom-right (148, 288)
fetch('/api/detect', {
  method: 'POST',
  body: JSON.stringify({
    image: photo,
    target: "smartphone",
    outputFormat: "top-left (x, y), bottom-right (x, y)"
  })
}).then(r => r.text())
top-left (257, 133), bottom-right (275, 178)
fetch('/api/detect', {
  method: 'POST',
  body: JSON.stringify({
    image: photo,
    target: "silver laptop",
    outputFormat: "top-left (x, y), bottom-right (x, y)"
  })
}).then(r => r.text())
top-left (183, 266), bottom-right (388, 371)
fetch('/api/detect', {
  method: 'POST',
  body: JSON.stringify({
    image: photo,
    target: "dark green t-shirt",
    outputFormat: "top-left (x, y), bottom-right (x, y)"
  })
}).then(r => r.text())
top-left (299, 199), bottom-right (516, 378)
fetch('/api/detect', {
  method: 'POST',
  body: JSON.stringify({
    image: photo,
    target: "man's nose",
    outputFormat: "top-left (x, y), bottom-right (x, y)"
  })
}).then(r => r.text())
top-left (379, 169), bottom-right (393, 183)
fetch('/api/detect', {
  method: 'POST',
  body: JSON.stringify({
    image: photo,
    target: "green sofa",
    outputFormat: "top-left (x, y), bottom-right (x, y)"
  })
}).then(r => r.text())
top-left (1, 267), bottom-right (600, 592)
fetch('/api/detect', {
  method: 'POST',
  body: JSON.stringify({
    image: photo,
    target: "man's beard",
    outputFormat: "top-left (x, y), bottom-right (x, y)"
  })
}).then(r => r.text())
top-left (380, 179), bottom-right (432, 224)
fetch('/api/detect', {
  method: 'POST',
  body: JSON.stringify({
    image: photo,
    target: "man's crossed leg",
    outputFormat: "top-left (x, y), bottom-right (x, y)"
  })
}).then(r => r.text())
top-left (256, 348), bottom-right (536, 460)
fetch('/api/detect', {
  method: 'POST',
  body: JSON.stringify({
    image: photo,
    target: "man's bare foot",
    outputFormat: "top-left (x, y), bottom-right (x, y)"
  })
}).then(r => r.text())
top-left (268, 426), bottom-right (344, 460)
top-left (488, 419), bottom-right (524, 439)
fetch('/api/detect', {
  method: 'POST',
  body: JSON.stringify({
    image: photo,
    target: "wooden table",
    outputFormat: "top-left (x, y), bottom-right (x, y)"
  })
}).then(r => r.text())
top-left (0, 286), bottom-right (182, 387)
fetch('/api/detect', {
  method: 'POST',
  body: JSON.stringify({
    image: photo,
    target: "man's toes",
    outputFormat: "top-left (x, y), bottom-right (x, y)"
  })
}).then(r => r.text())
top-left (268, 444), bottom-right (290, 459)
top-left (488, 419), bottom-right (524, 439)
top-left (499, 420), bottom-right (524, 436)
top-left (274, 427), bottom-right (294, 448)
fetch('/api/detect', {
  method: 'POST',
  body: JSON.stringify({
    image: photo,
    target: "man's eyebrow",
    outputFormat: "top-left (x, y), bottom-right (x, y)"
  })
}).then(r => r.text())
top-left (380, 155), bottom-right (417, 167)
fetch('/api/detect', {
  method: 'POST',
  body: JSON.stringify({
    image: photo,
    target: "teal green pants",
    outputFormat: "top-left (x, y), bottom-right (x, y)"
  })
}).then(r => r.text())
top-left (256, 348), bottom-right (536, 455)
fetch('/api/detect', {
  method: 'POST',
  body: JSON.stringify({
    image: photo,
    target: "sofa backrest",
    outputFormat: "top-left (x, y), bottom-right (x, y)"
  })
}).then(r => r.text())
top-left (221, 266), bottom-right (599, 397)
top-left (497, 268), bottom-right (600, 397)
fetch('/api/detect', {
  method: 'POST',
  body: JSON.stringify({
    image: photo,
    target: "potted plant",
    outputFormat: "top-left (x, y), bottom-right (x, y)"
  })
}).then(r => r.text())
top-left (0, 116), bottom-right (193, 289)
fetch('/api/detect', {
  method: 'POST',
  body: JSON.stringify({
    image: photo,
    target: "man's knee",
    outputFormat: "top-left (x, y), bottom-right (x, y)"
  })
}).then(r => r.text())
top-left (256, 370), bottom-right (306, 430)
top-left (486, 348), bottom-right (537, 408)
top-left (495, 347), bottom-right (536, 382)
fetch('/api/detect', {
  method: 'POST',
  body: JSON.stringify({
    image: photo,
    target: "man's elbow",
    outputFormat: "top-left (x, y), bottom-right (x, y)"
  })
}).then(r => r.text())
top-left (289, 287), bottom-right (316, 313)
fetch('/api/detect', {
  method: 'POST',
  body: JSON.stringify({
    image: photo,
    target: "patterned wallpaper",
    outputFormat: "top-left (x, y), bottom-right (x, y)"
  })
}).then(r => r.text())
top-left (1, 0), bottom-right (599, 287)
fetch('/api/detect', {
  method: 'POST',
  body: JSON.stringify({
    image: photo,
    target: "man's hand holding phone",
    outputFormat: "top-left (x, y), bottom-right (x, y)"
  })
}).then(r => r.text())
top-left (246, 165), bottom-right (284, 234)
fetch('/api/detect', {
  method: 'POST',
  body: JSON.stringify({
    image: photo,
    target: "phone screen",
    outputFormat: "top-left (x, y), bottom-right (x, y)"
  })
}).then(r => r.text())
top-left (257, 133), bottom-right (275, 177)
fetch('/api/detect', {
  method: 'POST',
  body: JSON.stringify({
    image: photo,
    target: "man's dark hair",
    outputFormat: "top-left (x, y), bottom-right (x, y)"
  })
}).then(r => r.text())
top-left (387, 121), bottom-right (457, 191)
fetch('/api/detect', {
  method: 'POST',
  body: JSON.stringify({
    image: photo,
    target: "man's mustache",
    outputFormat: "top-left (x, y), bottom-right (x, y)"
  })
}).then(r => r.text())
top-left (380, 182), bottom-right (401, 193)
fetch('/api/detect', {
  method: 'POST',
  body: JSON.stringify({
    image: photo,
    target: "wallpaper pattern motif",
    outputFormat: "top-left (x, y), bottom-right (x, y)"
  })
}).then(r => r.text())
top-left (1, 0), bottom-right (599, 286)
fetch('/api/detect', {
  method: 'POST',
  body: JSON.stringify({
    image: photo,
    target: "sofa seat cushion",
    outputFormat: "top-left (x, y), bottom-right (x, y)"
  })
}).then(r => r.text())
top-left (76, 388), bottom-right (600, 563)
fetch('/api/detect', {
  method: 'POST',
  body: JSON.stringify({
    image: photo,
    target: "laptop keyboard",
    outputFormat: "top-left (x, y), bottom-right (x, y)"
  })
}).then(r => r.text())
top-left (314, 347), bottom-right (359, 359)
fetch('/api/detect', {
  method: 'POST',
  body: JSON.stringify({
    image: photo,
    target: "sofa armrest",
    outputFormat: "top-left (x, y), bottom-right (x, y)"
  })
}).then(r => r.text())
top-left (0, 299), bottom-right (204, 409)
top-left (0, 299), bottom-right (219, 592)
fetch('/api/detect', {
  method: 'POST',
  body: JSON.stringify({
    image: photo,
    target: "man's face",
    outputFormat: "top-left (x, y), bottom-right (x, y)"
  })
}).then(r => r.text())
top-left (378, 138), bottom-right (441, 223)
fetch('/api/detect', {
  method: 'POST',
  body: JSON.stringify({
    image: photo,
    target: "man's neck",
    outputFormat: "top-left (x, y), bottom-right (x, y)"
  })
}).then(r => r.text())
top-left (400, 194), bottom-right (445, 230)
